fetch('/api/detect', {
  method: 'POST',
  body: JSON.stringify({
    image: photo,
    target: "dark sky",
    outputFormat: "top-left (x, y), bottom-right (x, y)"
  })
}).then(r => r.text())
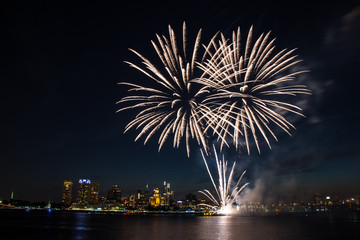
top-left (1, 0), bottom-right (360, 202)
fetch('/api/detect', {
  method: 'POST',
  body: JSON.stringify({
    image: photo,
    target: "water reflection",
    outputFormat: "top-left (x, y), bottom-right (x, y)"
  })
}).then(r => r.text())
top-left (196, 216), bottom-right (242, 240)
top-left (1, 211), bottom-right (360, 240)
top-left (215, 216), bottom-right (232, 240)
top-left (72, 212), bottom-right (91, 240)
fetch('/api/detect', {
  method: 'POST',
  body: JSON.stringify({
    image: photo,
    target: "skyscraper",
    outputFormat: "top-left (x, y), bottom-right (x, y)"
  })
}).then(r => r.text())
top-left (62, 180), bottom-right (73, 207)
top-left (144, 184), bottom-right (151, 202)
top-left (76, 179), bottom-right (91, 207)
top-left (136, 187), bottom-right (142, 200)
top-left (107, 185), bottom-right (122, 203)
top-left (145, 184), bottom-right (149, 194)
top-left (163, 181), bottom-right (173, 206)
top-left (90, 182), bottom-right (100, 204)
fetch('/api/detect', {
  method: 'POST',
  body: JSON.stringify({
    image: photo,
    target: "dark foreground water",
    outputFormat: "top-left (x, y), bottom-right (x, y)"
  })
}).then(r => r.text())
top-left (1, 209), bottom-right (360, 240)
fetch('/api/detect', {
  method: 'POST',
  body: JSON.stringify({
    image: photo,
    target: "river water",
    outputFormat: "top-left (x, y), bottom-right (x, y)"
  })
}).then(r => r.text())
top-left (1, 209), bottom-right (360, 240)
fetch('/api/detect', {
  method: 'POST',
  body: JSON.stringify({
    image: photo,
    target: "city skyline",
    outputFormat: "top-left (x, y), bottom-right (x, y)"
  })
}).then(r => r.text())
top-left (3, 176), bottom-right (360, 205)
top-left (3, 178), bottom-right (180, 203)
top-left (1, 1), bottom-right (360, 203)
top-left (4, 177), bottom-right (359, 210)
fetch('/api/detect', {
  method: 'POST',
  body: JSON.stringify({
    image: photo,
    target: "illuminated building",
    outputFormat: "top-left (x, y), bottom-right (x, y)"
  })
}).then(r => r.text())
top-left (137, 188), bottom-right (142, 200)
top-left (61, 180), bottom-right (73, 207)
top-left (163, 181), bottom-right (168, 193)
top-left (313, 193), bottom-right (325, 211)
top-left (149, 188), bottom-right (165, 206)
top-left (108, 185), bottom-right (122, 203)
top-left (76, 179), bottom-right (91, 207)
top-left (129, 195), bottom-right (136, 208)
top-left (90, 182), bottom-right (100, 204)
top-left (163, 181), bottom-right (174, 206)
top-left (135, 187), bottom-right (148, 209)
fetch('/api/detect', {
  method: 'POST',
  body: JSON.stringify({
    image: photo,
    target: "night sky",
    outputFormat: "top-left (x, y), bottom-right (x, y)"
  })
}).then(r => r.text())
top-left (1, 0), bottom-right (360, 203)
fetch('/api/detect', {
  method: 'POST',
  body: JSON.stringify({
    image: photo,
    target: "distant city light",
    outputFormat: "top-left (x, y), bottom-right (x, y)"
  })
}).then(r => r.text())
top-left (326, 196), bottom-right (330, 200)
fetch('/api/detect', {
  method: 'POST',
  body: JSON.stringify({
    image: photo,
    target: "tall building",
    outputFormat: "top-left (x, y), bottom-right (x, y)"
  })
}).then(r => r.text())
top-left (136, 188), bottom-right (142, 200)
top-left (163, 181), bottom-right (174, 206)
top-left (145, 184), bottom-right (149, 194)
top-left (76, 179), bottom-right (92, 207)
top-left (144, 184), bottom-right (151, 202)
top-left (62, 180), bottom-right (73, 207)
top-left (163, 181), bottom-right (170, 193)
top-left (136, 187), bottom-right (148, 209)
top-left (108, 185), bottom-right (122, 203)
top-left (90, 182), bottom-right (100, 204)
top-left (149, 188), bottom-right (165, 206)
top-left (129, 195), bottom-right (136, 208)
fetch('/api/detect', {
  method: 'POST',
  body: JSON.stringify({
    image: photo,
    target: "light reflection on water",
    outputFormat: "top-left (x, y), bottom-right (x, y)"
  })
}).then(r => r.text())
top-left (213, 216), bottom-right (232, 239)
top-left (73, 212), bottom-right (91, 239)
top-left (1, 210), bottom-right (360, 240)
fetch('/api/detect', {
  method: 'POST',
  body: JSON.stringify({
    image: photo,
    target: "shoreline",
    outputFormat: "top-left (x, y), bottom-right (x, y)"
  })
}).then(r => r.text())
top-left (1, 207), bottom-right (359, 218)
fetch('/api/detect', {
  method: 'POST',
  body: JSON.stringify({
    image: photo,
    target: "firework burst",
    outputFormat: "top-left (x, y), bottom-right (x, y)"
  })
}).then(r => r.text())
top-left (198, 145), bottom-right (249, 214)
top-left (117, 23), bottom-right (209, 156)
top-left (195, 26), bottom-right (311, 154)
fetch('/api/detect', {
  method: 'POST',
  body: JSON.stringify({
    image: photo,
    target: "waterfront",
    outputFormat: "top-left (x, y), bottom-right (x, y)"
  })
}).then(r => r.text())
top-left (1, 209), bottom-right (360, 240)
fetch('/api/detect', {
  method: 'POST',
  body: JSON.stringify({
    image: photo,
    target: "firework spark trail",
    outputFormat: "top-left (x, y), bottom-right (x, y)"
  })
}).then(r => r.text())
top-left (195, 26), bottom-right (311, 154)
top-left (198, 146), bottom-right (249, 213)
top-left (117, 23), bottom-right (210, 156)
top-left (119, 24), bottom-right (310, 157)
